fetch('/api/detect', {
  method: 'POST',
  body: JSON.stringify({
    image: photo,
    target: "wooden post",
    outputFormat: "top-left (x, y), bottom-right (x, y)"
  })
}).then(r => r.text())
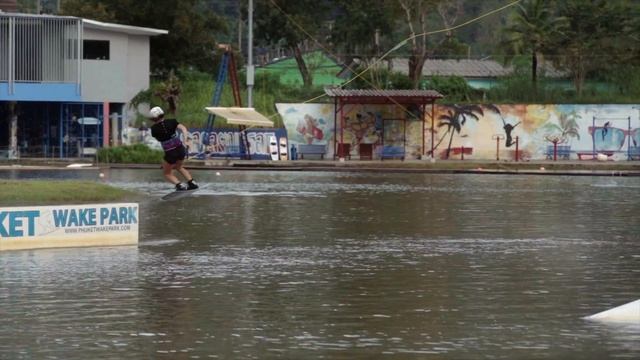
top-left (492, 134), bottom-right (504, 161)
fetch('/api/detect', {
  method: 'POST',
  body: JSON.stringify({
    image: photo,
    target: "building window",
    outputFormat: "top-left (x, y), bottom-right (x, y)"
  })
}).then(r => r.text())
top-left (83, 40), bottom-right (110, 60)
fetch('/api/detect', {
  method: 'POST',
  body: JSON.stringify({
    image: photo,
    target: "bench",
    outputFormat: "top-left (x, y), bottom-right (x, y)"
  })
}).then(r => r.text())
top-left (576, 151), bottom-right (614, 160)
top-left (441, 146), bottom-right (473, 160)
top-left (379, 145), bottom-right (405, 160)
top-left (546, 145), bottom-right (571, 160)
top-left (298, 144), bottom-right (326, 159)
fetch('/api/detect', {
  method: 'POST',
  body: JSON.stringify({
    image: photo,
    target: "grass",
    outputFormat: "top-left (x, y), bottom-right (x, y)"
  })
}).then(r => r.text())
top-left (0, 180), bottom-right (137, 206)
top-left (96, 144), bottom-right (163, 164)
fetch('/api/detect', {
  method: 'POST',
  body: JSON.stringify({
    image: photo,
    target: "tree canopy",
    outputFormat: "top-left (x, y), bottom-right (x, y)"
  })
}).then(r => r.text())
top-left (60, 0), bottom-right (228, 73)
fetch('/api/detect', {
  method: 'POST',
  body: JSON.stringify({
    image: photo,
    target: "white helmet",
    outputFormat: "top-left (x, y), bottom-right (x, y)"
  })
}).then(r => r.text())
top-left (149, 106), bottom-right (164, 118)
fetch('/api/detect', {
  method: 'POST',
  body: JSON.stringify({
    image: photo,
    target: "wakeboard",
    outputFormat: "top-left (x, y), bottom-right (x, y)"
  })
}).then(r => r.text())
top-left (161, 188), bottom-right (199, 201)
top-left (269, 135), bottom-right (279, 161)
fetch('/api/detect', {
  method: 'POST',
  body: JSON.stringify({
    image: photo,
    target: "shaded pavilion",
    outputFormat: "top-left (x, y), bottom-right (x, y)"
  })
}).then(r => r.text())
top-left (324, 88), bottom-right (443, 159)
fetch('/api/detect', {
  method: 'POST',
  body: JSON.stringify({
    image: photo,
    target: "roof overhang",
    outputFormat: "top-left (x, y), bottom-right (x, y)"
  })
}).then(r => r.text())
top-left (325, 87), bottom-right (443, 105)
top-left (83, 19), bottom-right (168, 36)
top-left (205, 107), bottom-right (274, 127)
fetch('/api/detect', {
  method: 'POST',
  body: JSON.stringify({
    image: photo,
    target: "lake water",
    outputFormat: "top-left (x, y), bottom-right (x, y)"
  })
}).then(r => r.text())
top-left (1, 169), bottom-right (639, 359)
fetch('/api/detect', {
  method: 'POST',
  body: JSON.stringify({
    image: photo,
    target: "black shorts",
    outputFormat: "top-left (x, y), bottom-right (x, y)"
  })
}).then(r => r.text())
top-left (164, 145), bottom-right (186, 164)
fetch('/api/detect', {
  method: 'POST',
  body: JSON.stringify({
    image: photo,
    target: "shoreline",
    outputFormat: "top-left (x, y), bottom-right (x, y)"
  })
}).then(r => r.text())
top-left (0, 179), bottom-right (138, 206)
top-left (2, 158), bottom-right (640, 176)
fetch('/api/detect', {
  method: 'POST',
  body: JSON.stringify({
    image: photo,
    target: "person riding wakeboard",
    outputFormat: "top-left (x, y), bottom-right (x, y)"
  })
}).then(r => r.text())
top-left (149, 106), bottom-right (198, 191)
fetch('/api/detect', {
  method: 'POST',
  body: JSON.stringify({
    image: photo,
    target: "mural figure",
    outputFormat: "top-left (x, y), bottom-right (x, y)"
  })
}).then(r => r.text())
top-left (602, 121), bottom-right (610, 141)
top-left (590, 124), bottom-right (627, 151)
top-left (344, 112), bottom-right (380, 151)
top-left (502, 118), bottom-right (521, 147)
top-left (296, 114), bottom-right (324, 144)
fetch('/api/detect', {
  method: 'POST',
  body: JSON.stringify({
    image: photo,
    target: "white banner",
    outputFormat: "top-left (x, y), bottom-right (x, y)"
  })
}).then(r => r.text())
top-left (0, 203), bottom-right (139, 251)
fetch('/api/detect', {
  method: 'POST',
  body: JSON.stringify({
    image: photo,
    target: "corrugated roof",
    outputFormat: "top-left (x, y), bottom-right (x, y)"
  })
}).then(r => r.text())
top-left (325, 88), bottom-right (443, 99)
top-left (0, 0), bottom-right (17, 12)
top-left (390, 58), bottom-right (566, 78)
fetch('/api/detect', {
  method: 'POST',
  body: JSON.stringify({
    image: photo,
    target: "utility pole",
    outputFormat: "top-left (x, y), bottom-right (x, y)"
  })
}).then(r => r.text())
top-left (247, 0), bottom-right (254, 107)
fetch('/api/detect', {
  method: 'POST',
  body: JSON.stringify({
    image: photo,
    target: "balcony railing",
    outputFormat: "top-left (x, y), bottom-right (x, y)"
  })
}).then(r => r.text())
top-left (0, 13), bottom-right (82, 95)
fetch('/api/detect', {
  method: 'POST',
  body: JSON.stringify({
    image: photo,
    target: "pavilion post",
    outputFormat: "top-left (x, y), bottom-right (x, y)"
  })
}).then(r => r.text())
top-left (333, 97), bottom-right (338, 160)
top-left (431, 101), bottom-right (435, 158)
top-left (339, 98), bottom-right (344, 159)
top-left (421, 103), bottom-right (426, 158)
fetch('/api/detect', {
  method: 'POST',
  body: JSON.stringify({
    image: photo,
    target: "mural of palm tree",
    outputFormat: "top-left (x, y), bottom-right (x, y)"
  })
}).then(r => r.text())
top-left (437, 104), bottom-right (486, 159)
top-left (543, 111), bottom-right (581, 144)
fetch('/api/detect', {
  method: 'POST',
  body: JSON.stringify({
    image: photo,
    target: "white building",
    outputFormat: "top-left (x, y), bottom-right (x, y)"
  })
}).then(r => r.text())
top-left (0, 13), bottom-right (167, 158)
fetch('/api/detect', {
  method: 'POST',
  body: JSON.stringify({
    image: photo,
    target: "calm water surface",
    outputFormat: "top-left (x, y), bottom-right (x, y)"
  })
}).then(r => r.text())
top-left (1, 169), bottom-right (639, 359)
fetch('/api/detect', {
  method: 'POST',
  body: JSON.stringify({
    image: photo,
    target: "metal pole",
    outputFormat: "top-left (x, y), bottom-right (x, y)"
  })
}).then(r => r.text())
top-left (628, 116), bottom-right (631, 160)
top-left (431, 102), bottom-right (435, 158)
top-left (421, 104), bottom-right (425, 158)
top-left (247, 0), bottom-right (254, 107)
top-left (333, 98), bottom-right (338, 159)
top-left (592, 116), bottom-right (596, 156)
top-left (8, 17), bottom-right (14, 95)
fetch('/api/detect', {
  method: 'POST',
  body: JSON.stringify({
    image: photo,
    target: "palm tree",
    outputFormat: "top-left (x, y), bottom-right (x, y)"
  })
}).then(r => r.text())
top-left (501, 0), bottom-right (567, 93)
top-left (153, 70), bottom-right (182, 114)
top-left (543, 111), bottom-right (581, 144)
top-left (437, 104), bottom-right (485, 159)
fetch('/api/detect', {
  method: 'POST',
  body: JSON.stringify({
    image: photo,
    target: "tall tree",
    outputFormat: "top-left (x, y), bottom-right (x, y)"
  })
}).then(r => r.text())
top-left (61, 0), bottom-right (228, 73)
top-left (396, 0), bottom-right (443, 88)
top-left (552, 0), bottom-right (634, 96)
top-left (254, 0), bottom-right (330, 87)
top-left (331, 0), bottom-right (396, 62)
top-left (500, 0), bottom-right (567, 93)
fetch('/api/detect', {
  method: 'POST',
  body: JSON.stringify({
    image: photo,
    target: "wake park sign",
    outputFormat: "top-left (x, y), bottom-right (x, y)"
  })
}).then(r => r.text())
top-left (0, 203), bottom-right (139, 251)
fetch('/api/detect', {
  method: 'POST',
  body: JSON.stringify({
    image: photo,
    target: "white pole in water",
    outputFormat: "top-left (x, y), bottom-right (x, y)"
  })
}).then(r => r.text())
top-left (247, 0), bottom-right (254, 107)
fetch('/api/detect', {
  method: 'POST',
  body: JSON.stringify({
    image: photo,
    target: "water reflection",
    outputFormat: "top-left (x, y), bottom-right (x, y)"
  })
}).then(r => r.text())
top-left (1, 170), bottom-right (639, 359)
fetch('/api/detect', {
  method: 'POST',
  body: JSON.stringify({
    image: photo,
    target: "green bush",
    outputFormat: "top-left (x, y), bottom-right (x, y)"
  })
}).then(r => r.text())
top-left (96, 144), bottom-right (163, 164)
top-left (426, 76), bottom-right (478, 102)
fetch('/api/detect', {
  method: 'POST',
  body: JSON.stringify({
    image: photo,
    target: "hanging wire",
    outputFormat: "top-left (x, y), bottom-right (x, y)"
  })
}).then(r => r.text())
top-left (264, 0), bottom-right (523, 119)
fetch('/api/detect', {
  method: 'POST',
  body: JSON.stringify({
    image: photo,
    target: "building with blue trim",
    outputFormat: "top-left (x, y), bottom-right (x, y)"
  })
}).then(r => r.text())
top-left (0, 12), bottom-right (167, 158)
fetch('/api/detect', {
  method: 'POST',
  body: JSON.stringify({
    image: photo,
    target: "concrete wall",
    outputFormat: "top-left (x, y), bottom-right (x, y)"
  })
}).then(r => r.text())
top-left (125, 36), bottom-right (151, 104)
top-left (277, 103), bottom-right (640, 161)
top-left (81, 29), bottom-right (150, 103)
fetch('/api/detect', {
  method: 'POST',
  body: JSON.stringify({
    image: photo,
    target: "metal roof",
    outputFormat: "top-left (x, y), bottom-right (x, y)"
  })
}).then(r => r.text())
top-left (0, 13), bottom-right (168, 36)
top-left (391, 58), bottom-right (566, 78)
top-left (325, 87), bottom-right (443, 104)
top-left (83, 19), bottom-right (168, 36)
top-left (0, 0), bottom-right (17, 12)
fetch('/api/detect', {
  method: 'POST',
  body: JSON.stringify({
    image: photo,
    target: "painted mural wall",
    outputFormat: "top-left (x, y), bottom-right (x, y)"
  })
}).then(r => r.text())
top-left (277, 103), bottom-right (640, 161)
top-left (122, 126), bottom-right (287, 160)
